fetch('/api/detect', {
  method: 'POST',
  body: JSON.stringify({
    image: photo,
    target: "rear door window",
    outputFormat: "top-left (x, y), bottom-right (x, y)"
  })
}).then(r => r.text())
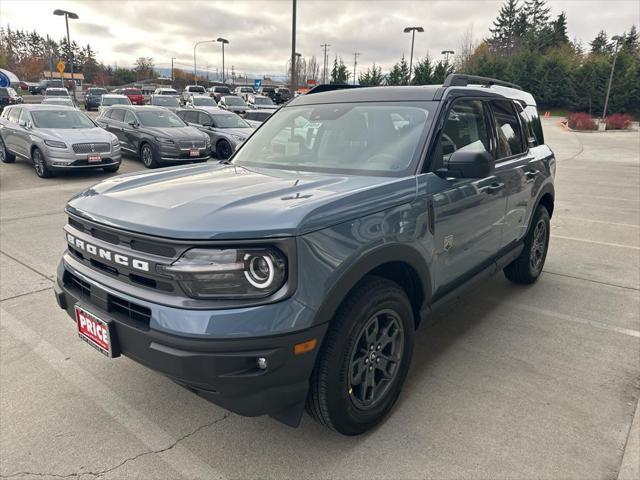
top-left (111, 109), bottom-right (125, 123)
top-left (198, 112), bottom-right (212, 126)
top-left (489, 100), bottom-right (526, 159)
top-left (123, 111), bottom-right (136, 124)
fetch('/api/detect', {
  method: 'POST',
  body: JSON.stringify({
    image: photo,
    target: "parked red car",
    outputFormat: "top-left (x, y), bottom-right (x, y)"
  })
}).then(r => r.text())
top-left (122, 88), bottom-right (145, 105)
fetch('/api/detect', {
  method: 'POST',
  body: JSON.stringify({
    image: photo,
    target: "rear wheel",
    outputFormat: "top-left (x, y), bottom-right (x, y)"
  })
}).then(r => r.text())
top-left (216, 140), bottom-right (233, 160)
top-left (140, 143), bottom-right (159, 168)
top-left (307, 276), bottom-right (414, 435)
top-left (504, 205), bottom-right (550, 284)
top-left (32, 147), bottom-right (52, 178)
top-left (0, 138), bottom-right (15, 163)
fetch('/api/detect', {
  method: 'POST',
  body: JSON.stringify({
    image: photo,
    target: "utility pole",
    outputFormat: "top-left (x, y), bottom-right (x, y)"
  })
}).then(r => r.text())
top-left (602, 35), bottom-right (623, 126)
top-left (290, 0), bottom-right (297, 92)
top-left (171, 56), bottom-right (176, 85)
top-left (352, 52), bottom-right (360, 85)
top-left (320, 43), bottom-right (330, 83)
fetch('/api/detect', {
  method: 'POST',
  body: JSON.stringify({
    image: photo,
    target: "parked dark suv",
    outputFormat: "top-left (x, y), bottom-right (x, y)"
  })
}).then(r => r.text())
top-left (55, 75), bottom-right (555, 435)
top-left (84, 87), bottom-right (108, 111)
top-left (0, 87), bottom-right (23, 111)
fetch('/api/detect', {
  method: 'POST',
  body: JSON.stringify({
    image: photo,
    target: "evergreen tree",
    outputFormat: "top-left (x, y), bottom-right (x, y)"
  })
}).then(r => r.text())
top-left (330, 57), bottom-right (350, 84)
top-left (550, 12), bottom-right (569, 46)
top-left (488, 0), bottom-right (522, 54)
top-left (523, 0), bottom-right (550, 31)
top-left (358, 63), bottom-right (385, 86)
top-left (432, 59), bottom-right (454, 84)
top-left (590, 31), bottom-right (610, 55)
top-left (622, 25), bottom-right (639, 56)
top-left (386, 55), bottom-right (410, 85)
top-left (412, 56), bottom-right (433, 84)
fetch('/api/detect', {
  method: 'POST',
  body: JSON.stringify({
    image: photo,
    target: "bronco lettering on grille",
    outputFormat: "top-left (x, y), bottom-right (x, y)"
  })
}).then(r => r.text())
top-left (66, 233), bottom-right (150, 272)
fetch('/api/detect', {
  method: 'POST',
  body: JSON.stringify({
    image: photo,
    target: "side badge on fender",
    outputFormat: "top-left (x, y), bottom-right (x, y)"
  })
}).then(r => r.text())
top-left (444, 234), bottom-right (454, 251)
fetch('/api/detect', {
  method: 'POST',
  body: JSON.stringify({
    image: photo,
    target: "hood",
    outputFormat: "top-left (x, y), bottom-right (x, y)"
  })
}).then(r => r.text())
top-left (66, 164), bottom-right (417, 240)
top-left (39, 127), bottom-right (115, 143)
top-left (142, 126), bottom-right (205, 140)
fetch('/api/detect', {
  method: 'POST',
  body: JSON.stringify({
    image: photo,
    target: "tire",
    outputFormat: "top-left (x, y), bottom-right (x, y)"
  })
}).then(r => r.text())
top-left (0, 138), bottom-right (15, 163)
top-left (140, 143), bottom-right (159, 169)
top-left (32, 147), bottom-right (52, 178)
top-left (103, 164), bottom-right (120, 173)
top-left (216, 140), bottom-right (233, 160)
top-left (504, 205), bottom-right (550, 284)
top-left (307, 276), bottom-right (415, 435)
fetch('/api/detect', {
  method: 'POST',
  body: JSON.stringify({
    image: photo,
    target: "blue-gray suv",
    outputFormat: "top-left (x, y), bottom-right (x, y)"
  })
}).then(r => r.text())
top-left (55, 75), bottom-right (555, 435)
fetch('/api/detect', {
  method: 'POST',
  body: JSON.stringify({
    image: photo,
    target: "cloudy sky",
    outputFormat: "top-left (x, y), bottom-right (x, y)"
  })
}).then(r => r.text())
top-left (2, 0), bottom-right (638, 77)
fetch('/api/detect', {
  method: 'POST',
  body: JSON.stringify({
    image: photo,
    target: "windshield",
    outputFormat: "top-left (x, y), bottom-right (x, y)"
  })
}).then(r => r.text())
top-left (124, 89), bottom-right (142, 95)
top-left (255, 96), bottom-right (274, 105)
top-left (192, 96), bottom-right (216, 106)
top-left (213, 113), bottom-right (250, 129)
top-left (232, 103), bottom-right (433, 176)
top-left (46, 89), bottom-right (68, 97)
top-left (215, 87), bottom-right (231, 94)
top-left (151, 96), bottom-right (179, 106)
top-left (102, 97), bottom-right (131, 106)
top-left (224, 97), bottom-right (246, 106)
top-left (31, 110), bottom-right (95, 129)
top-left (137, 110), bottom-right (186, 127)
top-left (88, 88), bottom-right (107, 95)
top-left (160, 90), bottom-right (177, 95)
top-left (188, 86), bottom-right (206, 93)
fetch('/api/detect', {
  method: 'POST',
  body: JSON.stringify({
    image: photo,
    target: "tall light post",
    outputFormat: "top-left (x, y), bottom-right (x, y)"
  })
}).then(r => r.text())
top-left (441, 50), bottom-right (455, 65)
top-left (217, 38), bottom-right (229, 83)
top-left (193, 40), bottom-right (215, 85)
top-left (602, 35), bottom-right (623, 125)
top-left (53, 9), bottom-right (79, 100)
top-left (403, 26), bottom-right (424, 84)
top-left (290, 0), bottom-right (297, 92)
top-left (170, 56), bottom-right (176, 85)
top-left (352, 52), bottom-right (360, 85)
top-left (294, 52), bottom-right (302, 91)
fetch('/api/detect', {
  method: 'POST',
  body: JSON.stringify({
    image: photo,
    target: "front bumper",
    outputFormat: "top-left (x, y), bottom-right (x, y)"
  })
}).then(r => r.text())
top-left (158, 145), bottom-right (211, 163)
top-left (54, 258), bottom-right (326, 425)
top-left (46, 148), bottom-right (122, 170)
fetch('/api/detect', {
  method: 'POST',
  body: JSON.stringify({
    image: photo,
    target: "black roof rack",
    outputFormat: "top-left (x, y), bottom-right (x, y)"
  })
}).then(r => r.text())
top-left (443, 74), bottom-right (522, 91)
top-left (305, 84), bottom-right (365, 95)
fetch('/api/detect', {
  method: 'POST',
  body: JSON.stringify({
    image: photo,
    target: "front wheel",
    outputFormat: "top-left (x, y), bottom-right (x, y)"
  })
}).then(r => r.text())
top-left (32, 147), bottom-right (53, 178)
top-left (307, 276), bottom-right (415, 435)
top-left (216, 140), bottom-right (233, 160)
top-left (504, 205), bottom-right (550, 284)
top-left (140, 143), bottom-right (159, 169)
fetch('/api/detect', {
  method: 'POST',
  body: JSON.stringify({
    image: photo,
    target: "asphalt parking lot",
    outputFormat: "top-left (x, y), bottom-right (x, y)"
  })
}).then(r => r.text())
top-left (1, 118), bottom-right (638, 479)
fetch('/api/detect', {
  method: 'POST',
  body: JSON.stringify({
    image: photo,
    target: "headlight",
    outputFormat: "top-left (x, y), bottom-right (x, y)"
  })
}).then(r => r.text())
top-left (158, 248), bottom-right (287, 299)
top-left (231, 134), bottom-right (245, 142)
top-left (44, 139), bottom-right (67, 149)
top-left (204, 136), bottom-right (211, 146)
top-left (155, 137), bottom-right (174, 145)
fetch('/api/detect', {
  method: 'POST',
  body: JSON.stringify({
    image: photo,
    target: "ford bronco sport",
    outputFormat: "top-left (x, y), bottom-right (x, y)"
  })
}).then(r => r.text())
top-left (55, 75), bottom-right (555, 435)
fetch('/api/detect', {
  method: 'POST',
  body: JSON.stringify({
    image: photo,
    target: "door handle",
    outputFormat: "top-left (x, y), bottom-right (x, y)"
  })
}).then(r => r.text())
top-left (483, 182), bottom-right (505, 194)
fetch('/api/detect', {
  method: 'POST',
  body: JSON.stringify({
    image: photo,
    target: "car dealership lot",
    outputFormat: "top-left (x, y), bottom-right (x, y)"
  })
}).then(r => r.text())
top-left (0, 119), bottom-right (638, 479)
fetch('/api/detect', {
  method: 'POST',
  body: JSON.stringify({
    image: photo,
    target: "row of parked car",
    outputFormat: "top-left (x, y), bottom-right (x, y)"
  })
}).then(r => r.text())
top-left (0, 93), bottom-right (273, 178)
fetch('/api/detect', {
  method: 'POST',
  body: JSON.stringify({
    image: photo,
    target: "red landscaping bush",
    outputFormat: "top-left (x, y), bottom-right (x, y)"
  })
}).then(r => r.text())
top-left (567, 112), bottom-right (597, 131)
top-left (605, 113), bottom-right (633, 130)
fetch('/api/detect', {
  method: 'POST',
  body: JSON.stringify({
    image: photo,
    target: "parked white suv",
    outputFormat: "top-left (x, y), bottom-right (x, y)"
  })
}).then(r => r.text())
top-left (182, 85), bottom-right (207, 104)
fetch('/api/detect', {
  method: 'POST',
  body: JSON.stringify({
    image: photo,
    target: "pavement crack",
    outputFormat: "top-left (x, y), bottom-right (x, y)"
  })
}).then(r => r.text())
top-left (1, 286), bottom-right (53, 303)
top-left (0, 413), bottom-right (231, 480)
top-left (0, 250), bottom-right (53, 283)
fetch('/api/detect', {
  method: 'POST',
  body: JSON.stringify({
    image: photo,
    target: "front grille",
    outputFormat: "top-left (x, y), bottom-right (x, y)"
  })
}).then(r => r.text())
top-left (178, 140), bottom-right (205, 150)
top-left (63, 270), bottom-right (151, 325)
top-left (72, 143), bottom-right (110, 154)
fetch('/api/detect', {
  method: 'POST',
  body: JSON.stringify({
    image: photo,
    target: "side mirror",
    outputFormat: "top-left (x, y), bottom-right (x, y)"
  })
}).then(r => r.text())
top-left (439, 146), bottom-right (494, 179)
top-left (128, 120), bottom-right (139, 128)
top-left (18, 120), bottom-right (27, 127)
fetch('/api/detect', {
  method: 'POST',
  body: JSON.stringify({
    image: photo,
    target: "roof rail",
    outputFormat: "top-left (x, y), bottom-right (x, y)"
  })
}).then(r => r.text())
top-left (305, 84), bottom-right (365, 95)
top-left (443, 74), bottom-right (522, 91)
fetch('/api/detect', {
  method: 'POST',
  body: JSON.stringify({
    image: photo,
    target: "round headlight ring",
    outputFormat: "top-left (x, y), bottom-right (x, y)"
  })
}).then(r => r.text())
top-left (244, 253), bottom-right (275, 289)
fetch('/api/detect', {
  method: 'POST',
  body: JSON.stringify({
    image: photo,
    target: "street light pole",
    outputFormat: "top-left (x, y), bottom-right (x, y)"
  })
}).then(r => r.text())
top-left (441, 50), bottom-right (455, 65)
top-left (53, 9), bottom-right (79, 100)
top-left (352, 52), bottom-right (360, 85)
top-left (291, 0), bottom-right (297, 92)
top-left (217, 38), bottom-right (229, 83)
top-left (602, 35), bottom-right (623, 125)
top-left (403, 26), bottom-right (424, 84)
top-left (194, 40), bottom-right (215, 85)
top-left (171, 56), bottom-right (176, 85)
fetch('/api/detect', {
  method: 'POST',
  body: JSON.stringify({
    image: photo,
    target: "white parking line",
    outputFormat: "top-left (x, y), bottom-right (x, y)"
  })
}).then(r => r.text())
top-left (551, 234), bottom-right (640, 250)
top-left (556, 217), bottom-right (640, 229)
top-left (483, 298), bottom-right (640, 339)
top-left (0, 307), bottom-right (226, 480)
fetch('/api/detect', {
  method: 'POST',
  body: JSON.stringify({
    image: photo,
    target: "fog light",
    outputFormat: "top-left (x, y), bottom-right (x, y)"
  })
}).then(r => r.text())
top-left (256, 357), bottom-right (268, 370)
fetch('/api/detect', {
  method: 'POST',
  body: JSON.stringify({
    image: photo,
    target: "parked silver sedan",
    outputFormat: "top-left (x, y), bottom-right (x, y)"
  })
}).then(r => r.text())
top-left (0, 105), bottom-right (121, 178)
top-left (176, 107), bottom-right (253, 160)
